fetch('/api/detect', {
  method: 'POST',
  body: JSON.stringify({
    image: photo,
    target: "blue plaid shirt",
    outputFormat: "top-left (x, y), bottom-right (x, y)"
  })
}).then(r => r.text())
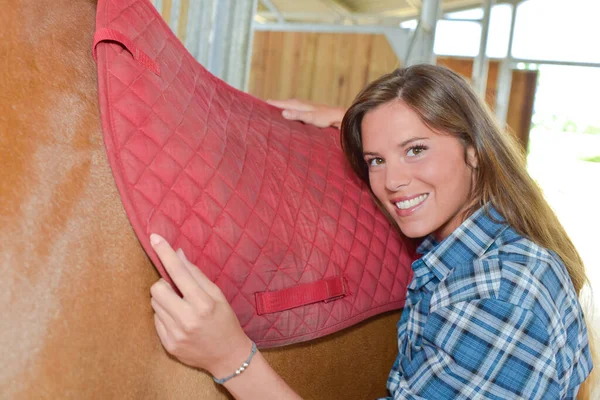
top-left (382, 206), bottom-right (592, 399)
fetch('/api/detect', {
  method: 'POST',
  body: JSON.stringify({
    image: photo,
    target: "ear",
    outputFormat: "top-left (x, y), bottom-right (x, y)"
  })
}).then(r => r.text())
top-left (466, 146), bottom-right (478, 169)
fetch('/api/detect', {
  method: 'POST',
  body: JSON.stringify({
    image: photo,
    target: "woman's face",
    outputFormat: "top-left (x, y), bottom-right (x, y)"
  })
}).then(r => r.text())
top-left (361, 100), bottom-right (477, 241)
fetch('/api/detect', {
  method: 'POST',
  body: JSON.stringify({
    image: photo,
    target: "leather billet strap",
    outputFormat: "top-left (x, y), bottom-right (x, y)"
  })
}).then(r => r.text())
top-left (92, 28), bottom-right (160, 76)
top-left (255, 276), bottom-right (348, 315)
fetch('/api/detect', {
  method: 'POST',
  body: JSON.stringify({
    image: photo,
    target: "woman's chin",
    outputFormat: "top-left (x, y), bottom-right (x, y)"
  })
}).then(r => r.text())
top-left (397, 222), bottom-right (433, 239)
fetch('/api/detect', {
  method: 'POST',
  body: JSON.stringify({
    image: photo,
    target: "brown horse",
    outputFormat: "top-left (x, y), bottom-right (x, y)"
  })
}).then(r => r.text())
top-left (0, 0), bottom-right (401, 398)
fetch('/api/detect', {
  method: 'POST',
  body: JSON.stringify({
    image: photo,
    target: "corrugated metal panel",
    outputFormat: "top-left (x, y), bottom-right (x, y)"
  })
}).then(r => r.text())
top-left (150, 0), bottom-right (256, 90)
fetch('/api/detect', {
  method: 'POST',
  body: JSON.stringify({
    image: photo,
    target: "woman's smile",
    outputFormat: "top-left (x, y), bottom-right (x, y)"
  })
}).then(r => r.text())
top-left (391, 193), bottom-right (429, 216)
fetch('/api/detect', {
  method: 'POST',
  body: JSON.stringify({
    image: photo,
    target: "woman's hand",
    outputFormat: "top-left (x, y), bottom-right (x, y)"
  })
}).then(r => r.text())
top-left (149, 234), bottom-right (252, 379)
top-left (266, 99), bottom-right (346, 128)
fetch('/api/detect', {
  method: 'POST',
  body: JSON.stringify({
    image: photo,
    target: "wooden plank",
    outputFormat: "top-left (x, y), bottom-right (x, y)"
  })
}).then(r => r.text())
top-left (484, 61), bottom-right (499, 110)
top-left (248, 31), bottom-right (268, 99)
top-left (311, 33), bottom-right (336, 105)
top-left (437, 57), bottom-right (474, 80)
top-left (436, 57), bottom-right (538, 150)
top-left (265, 31), bottom-right (284, 101)
top-left (177, 0), bottom-right (190, 42)
top-left (343, 34), bottom-right (373, 108)
top-left (332, 33), bottom-right (352, 107)
top-left (277, 31), bottom-right (298, 100)
top-left (296, 33), bottom-right (318, 101)
top-left (437, 57), bottom-right (499, 109)
top-left (507, 70), bottom-right (538, 150)
top-left (161, 0), bottom-right (172, 25)
top-left (366, 34), bottom-right (399, 83)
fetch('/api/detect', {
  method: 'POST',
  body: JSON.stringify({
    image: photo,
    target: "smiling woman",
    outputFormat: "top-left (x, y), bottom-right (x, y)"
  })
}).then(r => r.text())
top-left (360, 100), bottom-right (478, 240)
top-left (246, 64), bottom-right (596, 398)
top-left (337, 64), bottom-right (595, 398)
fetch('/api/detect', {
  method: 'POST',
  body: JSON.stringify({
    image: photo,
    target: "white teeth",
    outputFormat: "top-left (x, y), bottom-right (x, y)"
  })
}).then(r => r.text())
top-left (395, 194), bottom-right (428, 210)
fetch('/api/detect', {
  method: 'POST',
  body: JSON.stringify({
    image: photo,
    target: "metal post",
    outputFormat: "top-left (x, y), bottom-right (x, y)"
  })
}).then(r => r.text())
top-left (495, 0), bottom-right (518, 127)
top-left (168, 0), bottom-right (182, 39)
top-left (151, 0), bottom-right (163, 15)
top-left (207, 0), bottom-right (230, 78)
top-left (472, 0), bottom-right (495, 99)
top-left (224, 0), bottom-right (258, 90)
top-left (406, 0), bottom-right (441, 66)
top-left (183, 0), bottom-right (214, 65)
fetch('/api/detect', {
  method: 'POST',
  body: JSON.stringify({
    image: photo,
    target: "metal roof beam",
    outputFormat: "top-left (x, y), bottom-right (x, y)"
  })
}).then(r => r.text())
top-left (255, 11), bottom-right (404, 24)
top-left (260, 0), bottom-right (285, 23)
top-left (253, 21), bottom-right (408, 35)
top-left (319, 0), bottom-right (355, 23)
top-left (511, 59), bottom-right (600, 69)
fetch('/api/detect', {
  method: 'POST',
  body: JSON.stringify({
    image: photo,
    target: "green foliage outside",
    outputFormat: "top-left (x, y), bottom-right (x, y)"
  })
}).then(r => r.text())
top-left (531, 115), bottom-right (600, 135)
top-left (581, 155), bottom-right (600, 163)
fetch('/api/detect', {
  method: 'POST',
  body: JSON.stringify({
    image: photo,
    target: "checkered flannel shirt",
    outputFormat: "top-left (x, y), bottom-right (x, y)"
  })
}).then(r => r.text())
top-left (382, 206), bottom-right (592, 399)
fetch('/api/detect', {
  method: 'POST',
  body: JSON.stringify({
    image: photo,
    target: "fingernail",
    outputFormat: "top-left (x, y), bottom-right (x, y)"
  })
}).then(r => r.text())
top-left (150, 234), bottom-right (163, 246)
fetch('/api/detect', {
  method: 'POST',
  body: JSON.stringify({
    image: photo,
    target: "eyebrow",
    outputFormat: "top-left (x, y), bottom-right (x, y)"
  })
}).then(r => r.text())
top-left (362, 136), bottom-right (430, 157)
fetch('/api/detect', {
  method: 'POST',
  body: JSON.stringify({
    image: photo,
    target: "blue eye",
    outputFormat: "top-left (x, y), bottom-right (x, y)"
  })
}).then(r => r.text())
top-left (407, 145), bottom-right (427, 157)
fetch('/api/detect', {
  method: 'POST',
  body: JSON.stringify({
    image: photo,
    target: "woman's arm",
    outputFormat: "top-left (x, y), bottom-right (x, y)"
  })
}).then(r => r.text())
top-left (266, 99), bottom-right (346, 128)
top-left (222, 351), bottom-right (302, 399)
top-left (149, 234), bottom-right (302, 400)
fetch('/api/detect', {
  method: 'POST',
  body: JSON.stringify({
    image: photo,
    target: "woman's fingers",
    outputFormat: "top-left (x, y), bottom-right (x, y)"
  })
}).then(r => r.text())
top-left (150, 278), bottom-right (192, 324)
top-left (151, 295), bottom-right (177, 328)
top-left (284, 109), bottom-right (316, 124)
top-left (150, 234), bottom-right (212, 305)
top-left (154, 313), bottom-right (173, 349)
top-left (267, 99), bottom-right (344, 128)
top-left (266, 98), bottom-right (315, 111)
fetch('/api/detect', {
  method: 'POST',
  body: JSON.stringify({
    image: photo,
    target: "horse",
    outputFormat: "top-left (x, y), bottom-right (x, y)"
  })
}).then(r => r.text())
top-left (0, 0), bottom-right (401, 398)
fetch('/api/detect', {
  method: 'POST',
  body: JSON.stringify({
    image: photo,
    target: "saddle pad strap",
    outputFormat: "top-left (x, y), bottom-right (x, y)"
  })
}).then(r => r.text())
top-left (255, 276), bottom-right (347, 315)
top-left (92, 28), bottom-right (160, 75)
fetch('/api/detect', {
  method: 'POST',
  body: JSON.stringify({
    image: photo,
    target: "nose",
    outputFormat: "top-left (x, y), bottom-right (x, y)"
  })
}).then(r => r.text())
top-left (385, 162), bottom-right (410, 192)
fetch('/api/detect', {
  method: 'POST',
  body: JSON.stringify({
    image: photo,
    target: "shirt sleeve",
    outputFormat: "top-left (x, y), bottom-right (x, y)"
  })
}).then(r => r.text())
top-left (384, 299), bottom-right (562, 399)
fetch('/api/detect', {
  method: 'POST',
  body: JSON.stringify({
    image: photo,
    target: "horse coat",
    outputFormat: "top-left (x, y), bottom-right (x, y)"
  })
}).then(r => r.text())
top-left (93, 0), bottom-right (415, 348)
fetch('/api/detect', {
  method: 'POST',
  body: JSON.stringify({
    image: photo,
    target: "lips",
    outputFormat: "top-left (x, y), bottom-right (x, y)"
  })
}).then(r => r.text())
top-left (391, 193), bottom-right (428, 217)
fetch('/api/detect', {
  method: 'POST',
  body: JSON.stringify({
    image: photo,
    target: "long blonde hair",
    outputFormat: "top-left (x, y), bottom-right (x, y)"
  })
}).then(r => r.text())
top-left (340, 64), bottom-right (596, 397)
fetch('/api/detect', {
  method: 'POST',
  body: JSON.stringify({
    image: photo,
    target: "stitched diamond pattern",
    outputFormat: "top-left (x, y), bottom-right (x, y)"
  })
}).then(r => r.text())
top-left (95, 0), bottom-right (415, 347)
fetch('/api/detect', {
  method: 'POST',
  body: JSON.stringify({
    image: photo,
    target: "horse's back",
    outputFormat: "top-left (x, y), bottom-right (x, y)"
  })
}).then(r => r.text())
top-left (0, 1), bottom-right (399, 398)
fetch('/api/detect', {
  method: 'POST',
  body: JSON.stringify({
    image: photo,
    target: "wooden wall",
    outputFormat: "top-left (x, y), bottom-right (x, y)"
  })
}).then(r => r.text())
top-left (437, 57), bottom-right (538, 150)
top-left (248, 31), bottom-right (399, 108)
top-left (248, 32), bottom-right (538, 150)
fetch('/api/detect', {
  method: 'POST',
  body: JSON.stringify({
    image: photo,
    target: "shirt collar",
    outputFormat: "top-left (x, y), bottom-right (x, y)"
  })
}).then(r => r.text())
top-left (410, 205), bottom-right (509, 290)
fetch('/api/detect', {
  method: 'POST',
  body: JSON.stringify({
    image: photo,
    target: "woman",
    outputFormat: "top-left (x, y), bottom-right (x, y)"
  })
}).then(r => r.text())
top-left (149, 64), bottom-right (593, 399)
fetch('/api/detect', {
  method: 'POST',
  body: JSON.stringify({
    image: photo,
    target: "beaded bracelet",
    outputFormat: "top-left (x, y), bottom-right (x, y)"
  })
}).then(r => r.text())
top-left (213, 341), bottom-right (258, 385)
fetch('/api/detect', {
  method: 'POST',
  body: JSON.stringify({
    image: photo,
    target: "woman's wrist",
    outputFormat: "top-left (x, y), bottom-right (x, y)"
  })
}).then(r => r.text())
top-left (209, 336), bottom-right (254, 379)
top-left (213, 341), bottom-right (258, 384)
top-left (223, 351), bottom-right (303, 400)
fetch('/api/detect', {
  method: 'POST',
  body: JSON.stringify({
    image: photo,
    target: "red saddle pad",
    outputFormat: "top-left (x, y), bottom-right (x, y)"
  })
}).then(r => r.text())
top-left (93, 0), bottom-right (415, 348)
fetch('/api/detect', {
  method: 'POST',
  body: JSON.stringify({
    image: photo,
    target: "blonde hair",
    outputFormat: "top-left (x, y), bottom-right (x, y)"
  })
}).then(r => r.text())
top-left (340, 64), bottom-right (596, 397)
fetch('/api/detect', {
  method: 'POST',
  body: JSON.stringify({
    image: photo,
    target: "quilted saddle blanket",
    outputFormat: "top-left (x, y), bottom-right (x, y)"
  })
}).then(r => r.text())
top-left (93, 0), bottom-right (415, 348)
